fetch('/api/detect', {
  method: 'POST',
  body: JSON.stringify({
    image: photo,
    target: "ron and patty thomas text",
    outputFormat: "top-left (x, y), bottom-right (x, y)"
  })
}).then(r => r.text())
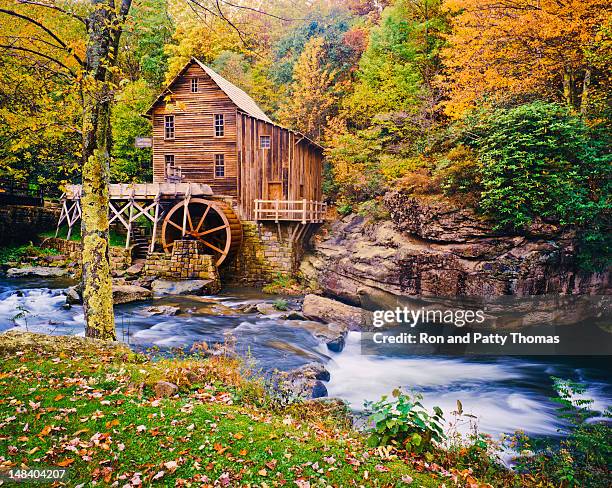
top-left (370, 307), bottom-right (560, 345)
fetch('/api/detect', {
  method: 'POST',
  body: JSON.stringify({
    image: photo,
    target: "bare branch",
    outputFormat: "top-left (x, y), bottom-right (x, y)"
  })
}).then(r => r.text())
top-left (0, 8), bottom-right (84, 66)
top-left (16, 0), bottom-right (86, 24)
top-left (0, 43), bottom-right (75, 75)
top-left (218, 0), bottom-right (295, 22)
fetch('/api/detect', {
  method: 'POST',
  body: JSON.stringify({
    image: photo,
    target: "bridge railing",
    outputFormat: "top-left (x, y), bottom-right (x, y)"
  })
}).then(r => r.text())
top-left (254, 199), bottom-right (327, 223)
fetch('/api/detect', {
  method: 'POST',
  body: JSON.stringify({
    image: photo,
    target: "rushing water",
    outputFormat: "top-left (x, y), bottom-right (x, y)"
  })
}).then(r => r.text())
top-left (1, 275), bottom-right (610, 441)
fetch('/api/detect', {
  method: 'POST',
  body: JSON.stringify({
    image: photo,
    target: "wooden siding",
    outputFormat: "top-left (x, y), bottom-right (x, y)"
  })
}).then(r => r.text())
top-left (150, 60), bottom-right (324, 220)
top-left (152, 64), bottom-right (238, 196)
top-left (237, 113), bottom-right (323, 220)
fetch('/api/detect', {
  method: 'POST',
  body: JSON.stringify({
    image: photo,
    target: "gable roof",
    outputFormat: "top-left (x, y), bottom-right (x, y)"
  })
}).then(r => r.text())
top-left (193, 59), bottom-right (272, 123)
top-left (145, 57), bottom-right (272, 123)
top-left (144, 57), bottom-right (322, 149)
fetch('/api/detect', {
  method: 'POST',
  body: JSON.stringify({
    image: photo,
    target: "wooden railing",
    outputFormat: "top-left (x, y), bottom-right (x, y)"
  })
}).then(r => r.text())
top-left (254, 199), bottom-right (327, 223)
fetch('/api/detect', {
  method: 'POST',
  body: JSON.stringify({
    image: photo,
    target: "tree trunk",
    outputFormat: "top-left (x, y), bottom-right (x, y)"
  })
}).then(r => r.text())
top-left (81, 87), bottom-right (115, 339)
top-left (562, 66), bottom-right (574, 109)
top-left (580, 68), bottom-right (591, 116)
top-left (81, 0), bottom-right (132, 340)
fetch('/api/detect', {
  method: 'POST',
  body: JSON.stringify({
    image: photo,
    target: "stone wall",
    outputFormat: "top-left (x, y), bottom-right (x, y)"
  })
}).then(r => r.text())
top-left (0, 204), bottom-right (60, 245)
top-left (144, 240), bottom-right (219, 281)
top-left (223, 221), bottom-right (309, 286)
top-left (41, 237), bottom-right (133, 271)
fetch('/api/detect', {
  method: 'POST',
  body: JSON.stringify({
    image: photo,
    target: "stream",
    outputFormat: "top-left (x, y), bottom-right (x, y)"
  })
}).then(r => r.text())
top-left (1, 275), bottom-right (610, 443)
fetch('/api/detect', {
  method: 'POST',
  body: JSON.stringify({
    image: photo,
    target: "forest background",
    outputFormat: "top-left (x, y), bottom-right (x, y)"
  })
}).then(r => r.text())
top-left (1, 0), bottom-right (610, 269)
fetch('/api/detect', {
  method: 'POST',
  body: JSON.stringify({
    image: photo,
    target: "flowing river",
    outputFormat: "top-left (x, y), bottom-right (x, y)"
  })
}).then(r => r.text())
top-left (1, 275), bottom-right (610, 443)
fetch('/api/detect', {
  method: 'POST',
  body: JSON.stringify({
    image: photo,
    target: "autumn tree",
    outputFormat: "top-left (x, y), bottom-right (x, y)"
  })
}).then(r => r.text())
top-left (278, 36), bottom-right (337, 141)
top-left (440, 0), bottom-right (612, 118)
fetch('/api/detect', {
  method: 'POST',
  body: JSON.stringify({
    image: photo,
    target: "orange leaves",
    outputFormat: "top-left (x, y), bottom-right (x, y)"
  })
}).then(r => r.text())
top-left (440, 0), bottom-right (609, 116)
top-left (56, 458), bottom-right (75, 467)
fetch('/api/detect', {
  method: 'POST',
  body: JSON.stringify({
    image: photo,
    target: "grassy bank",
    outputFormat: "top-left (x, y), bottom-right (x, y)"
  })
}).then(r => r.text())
top-left (0, 332), bottom-right (444, 487)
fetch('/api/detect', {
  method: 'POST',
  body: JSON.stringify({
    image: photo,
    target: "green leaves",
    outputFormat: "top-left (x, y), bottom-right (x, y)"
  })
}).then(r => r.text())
top-left (364, 388), bottom-right (446, 454)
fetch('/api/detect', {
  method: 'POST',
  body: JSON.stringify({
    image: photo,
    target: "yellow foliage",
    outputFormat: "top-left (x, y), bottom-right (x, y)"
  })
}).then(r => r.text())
top-left (440, 0), bottom-right (612, 117)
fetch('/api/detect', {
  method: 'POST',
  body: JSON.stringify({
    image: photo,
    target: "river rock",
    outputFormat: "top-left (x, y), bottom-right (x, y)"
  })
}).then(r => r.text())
top-left (302, 294), bottom-right (365, 331)
top-left (113, 284), bottom-right (152, 305)
top-left (139, 305), bottom-right (181, 317)
top-left (65, 285), bottom-right (82, 305)
top-left (6, 266), bottom-right (68, 278)
top-left (151, 279), bottom-right (220, 297)
top-left (285, 320), bottom-right (348, 352)
top-left (289, 362), bottom-right (331, 381)
top-left (256, 302), bottom-right (280, 315)
top-left (281, 363), bottom-right (330, 399)
top-left (125, 260), bottom-right (145, 276)
top-left (153, 380), bottom-right (179, 398)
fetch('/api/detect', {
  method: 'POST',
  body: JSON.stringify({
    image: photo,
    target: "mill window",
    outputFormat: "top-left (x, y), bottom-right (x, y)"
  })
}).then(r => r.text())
top-left (165, 154), bottom-right (175, 176)
top-left (214, 154), bottom-right (225, 177)
top-left (260, 135), bottom-right (271, 149)
top-left (191, 78), bottom-right (198, 92)
top-left (214, 114), bottom-right (224, 137)
top-left (164, 115), bottom-right (174, 139)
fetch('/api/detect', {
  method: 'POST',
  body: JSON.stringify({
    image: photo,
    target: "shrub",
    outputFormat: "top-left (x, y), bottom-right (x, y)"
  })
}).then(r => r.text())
top-left (455, 102), bottom-right (611, 270)
top-left (509, 378), bottom-right (612, 487)
top-left (364, 388), bottom-right (445, 453)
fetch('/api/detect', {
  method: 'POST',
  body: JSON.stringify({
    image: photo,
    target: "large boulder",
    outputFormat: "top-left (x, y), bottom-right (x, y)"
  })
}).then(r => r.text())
top-left (302, 294), bottom-right (366, 331)
top-left (151, 279), bottom-right (220, 297)
top-left (113, 284), bottom-right (152, 305)
top-left (6, 266), bottom-right (68, 278)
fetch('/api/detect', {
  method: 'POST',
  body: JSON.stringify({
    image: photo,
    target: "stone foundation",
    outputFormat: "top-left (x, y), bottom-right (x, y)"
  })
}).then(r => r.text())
top-left (223, 221), bottom-right (312, 286)
top-left (0, 204), bottom-right (60, 245)
top-left (41, 237), bottom-right (133, 271)
top-left (144, 240), bottom-right (219, 282)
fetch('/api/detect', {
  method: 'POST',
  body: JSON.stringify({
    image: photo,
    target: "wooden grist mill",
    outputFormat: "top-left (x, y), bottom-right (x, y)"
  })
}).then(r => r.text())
top-left (56, 57), bottom-right (325, 274)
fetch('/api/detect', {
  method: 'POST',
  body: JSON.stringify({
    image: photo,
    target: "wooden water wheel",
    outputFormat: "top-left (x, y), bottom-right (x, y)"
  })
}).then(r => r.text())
top-left (161, 198), bottom-right (242, 266)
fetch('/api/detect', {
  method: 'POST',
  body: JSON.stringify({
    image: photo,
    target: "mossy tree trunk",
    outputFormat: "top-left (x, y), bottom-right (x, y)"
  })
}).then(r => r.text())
top-left (81, 0), bottom-right (132, 340)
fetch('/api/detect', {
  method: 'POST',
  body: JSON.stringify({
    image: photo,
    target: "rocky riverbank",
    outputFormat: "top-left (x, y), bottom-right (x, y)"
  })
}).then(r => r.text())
top-left (301, 193), bottom-right (610, 306)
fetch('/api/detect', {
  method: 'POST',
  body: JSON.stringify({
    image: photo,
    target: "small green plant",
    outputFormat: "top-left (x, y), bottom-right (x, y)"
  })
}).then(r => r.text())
top-left (365, 388), bottom-right (446, 453)
top-left (262, 273), bottom-right (301, 295)
top-left (272, 298), bottom-right (289, 311)
top-left (11, 305), bottom-right (30, 328)
top-left (509, 377), bottom-right (612, 487)
top-left (336, 201), bottom-right (353, 216)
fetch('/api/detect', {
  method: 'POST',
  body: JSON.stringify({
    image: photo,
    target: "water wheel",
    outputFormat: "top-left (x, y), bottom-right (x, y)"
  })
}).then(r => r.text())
top-left (161, 198), bottom-right (242, 266)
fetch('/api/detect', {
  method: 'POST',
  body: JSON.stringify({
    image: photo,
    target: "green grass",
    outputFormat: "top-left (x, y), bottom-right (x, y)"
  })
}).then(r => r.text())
top-left (0, 332), bottom-right (439, 487)
top-left (0, 243), bottom-right (60, 265)
top-left (40, 227), bottom-right (127, 248)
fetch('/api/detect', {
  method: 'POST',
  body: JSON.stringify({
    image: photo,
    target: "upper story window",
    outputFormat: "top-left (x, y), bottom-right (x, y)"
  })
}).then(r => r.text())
top-left (214, 154), bottom-right (225, 177)
top-left (260, 135), bottom-right (271, 149)
top-left (214, 114), bottom-right (224, 137)
top-left (164, 115), bottom-right (175, 139)
top-left (191, 78), bottom-right (198, 92)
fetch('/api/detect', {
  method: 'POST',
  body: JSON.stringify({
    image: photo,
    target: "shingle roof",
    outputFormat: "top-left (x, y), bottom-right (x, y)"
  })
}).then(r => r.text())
top-left (192, 58), bottom-right (272, 123)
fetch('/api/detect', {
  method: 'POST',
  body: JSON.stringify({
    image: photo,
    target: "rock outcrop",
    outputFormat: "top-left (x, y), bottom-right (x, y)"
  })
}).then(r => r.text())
top-left (302, 294), bottom-right (366, 331)
top-left (301, 193), bottom-right (610, 310)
